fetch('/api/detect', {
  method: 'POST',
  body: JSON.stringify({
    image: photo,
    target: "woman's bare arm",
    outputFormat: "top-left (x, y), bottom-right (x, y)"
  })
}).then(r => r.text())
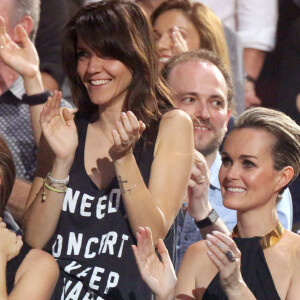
top-left (9, 249), bottom-right (58, 300)
top-left (114, 109), bottom-right (194, 243)
top-left (23, 92), bottom-right (78, 248)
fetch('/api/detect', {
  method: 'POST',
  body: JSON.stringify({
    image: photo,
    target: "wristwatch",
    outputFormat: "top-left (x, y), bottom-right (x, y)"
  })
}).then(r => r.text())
top-left (194, 209), bottom-right (219, 229)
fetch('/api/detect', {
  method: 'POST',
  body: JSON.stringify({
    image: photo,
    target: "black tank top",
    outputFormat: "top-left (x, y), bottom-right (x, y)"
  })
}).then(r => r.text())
top-left (49, 114), bottom-right (177, 300)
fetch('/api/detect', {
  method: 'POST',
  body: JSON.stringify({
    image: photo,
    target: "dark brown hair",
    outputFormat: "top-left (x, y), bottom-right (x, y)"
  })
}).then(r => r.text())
top-left (0, 136), bottom-right (16, 217)
top-left (62, 0), bottom-right (174, 142)
top-left (151, 0), bottom-right (230, 69)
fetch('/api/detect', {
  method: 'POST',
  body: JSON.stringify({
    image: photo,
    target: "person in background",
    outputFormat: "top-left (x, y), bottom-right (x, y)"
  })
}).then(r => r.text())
top-left (133, 107), bottom-right (300, 300)
top-left (0, 0), bottom-right (49, 229)
top-left (23, 1), bottom-right (193, 299)
top-left (197, 0), bottom-right (278, 109)
top-left (151, 0), bottom-right (244, 114)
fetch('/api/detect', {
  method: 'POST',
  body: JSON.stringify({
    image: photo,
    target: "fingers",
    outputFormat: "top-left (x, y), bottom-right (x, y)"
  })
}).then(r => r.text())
top-left (157, 239), bottom-right (172, 267)
top-left (40, 90), bottom-right (62, 125)
top-left (171, 27), bottom-right (188, 54)
top-left (132, 227), bottom-right (155, 267)
top-left (112, 111), bottom-right (145, 150)
top-left (212, 231), bottom-right (240, 255)
top-left (0, 17), bottom-right (9, 47)
top-left (16, 24), bottom-right (31, 47)
top-left (206, 232), bottom-right (240, 270)
top-left (62, 108), bottom-right (75, 126)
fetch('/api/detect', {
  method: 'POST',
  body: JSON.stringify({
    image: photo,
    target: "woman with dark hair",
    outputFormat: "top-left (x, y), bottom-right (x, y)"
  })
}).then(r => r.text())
top-left (133, 107), bottom-right (300, 299)
top-left (23, 1), bottom-right (194, 299)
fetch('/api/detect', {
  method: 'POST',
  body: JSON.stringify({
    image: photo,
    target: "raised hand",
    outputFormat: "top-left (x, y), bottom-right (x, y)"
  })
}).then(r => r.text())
top-left (110, 111), bottom-right (146, 160)
top-left (184, 150), bottom-right (211, 219)
top-left (0, 220), bottom-right (23, 262)
top-left (40, 90), bottom-right (78, 162)
top-left (206, 231), bottom-right (243, 294)
top-left (132, 227), bottom-right (176, 300)
top-left (0, 17), bottom-right (39, 79)
top-left (171, 26), bottom-right (189, 56)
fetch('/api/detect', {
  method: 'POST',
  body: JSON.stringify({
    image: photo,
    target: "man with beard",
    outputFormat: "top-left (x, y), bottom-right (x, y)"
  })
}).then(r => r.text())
top-left (163, 50), bottom-right (293, 268)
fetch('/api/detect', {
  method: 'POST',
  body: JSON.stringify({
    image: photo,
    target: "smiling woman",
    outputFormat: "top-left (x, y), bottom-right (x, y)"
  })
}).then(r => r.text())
top-left (132, 107), bottom-right (300, 300)
top-left (22, 1), bottom-right (194, 299)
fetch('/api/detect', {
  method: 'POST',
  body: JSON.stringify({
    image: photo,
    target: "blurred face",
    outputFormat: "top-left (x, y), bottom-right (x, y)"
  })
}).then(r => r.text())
top-left (168, 59), bottom-right (230, 157)
top-left (219, 128), bottom-right (282, 212)
top-left (153, 9), bottom-right (200, 65)
top-left (76, 40), bottom-right (132, 109)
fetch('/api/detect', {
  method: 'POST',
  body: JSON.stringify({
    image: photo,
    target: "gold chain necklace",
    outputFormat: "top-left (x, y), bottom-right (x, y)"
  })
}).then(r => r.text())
top-left (232, 221), bottom-right (284, 249)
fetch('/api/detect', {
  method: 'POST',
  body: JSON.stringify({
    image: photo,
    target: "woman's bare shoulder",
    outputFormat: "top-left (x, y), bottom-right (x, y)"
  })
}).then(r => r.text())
top-left (157, 109), bottom-right (193, 142)
top-left (284, 230), bottom-right (300, 256)
top-left (162, 109), bottom-right (192, 123)
top-left (180, 240), bottom-right (218, 297)
top-left (15, 249), bottom-right (58, 283)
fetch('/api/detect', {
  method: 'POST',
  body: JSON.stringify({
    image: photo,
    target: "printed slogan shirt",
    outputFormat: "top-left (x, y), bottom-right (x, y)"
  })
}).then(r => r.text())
top-left (49, 115), bottom-right (177, 300)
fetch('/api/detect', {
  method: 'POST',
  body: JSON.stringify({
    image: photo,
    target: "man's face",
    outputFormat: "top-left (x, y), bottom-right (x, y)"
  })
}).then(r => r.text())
top-left (0, 0), bottom-right (18, 94)
top-left (168, 59), bottom-right (230, 156)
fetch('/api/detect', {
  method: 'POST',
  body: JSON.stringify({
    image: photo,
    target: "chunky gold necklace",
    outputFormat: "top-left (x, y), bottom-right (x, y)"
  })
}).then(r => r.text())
top-left (232, 221), bottom-right (284, 249)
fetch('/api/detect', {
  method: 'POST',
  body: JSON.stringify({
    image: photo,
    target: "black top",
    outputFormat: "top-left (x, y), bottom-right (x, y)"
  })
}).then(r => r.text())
top-left (49, 114), bottom-right (177, 300)
top-left (6, 242), bottom-right (32, 294)
top-left (203, 237), bottom-right (281, 300)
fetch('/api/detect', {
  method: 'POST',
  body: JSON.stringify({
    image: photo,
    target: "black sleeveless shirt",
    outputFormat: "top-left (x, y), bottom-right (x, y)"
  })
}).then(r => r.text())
top-left (49, 114), bottom-right (177, 300)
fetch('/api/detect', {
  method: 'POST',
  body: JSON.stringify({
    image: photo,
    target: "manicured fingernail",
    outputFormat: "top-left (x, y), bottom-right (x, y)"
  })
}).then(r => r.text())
top-left (206, 240), bottom-right (212, 245)
top-left (207, 251), bottom-right (212, 256)
top-left (206, 234), bottom-right (213, 239)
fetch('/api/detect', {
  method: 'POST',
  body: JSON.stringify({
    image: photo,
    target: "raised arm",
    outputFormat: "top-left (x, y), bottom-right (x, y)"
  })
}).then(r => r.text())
top-left (23, 91), bottom-right (78, 248)
top-left (0, 17), bottom-right (45, 144)
top-left (132, 227), bottom-right (176, 300)
top-left (187, 150), bottom-right (230, 238)
top-left (113, 109), bottom-right (194, 244)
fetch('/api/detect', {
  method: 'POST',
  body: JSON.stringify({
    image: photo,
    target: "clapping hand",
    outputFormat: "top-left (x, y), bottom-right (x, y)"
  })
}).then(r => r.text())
top-left (40, 91), bottom-right (78, 163)
top-left (0, 218), bottom-right (23, 262)
top-left (132, 227), bottom-right (176, 300)
top-left (109, 111), bottom-right (146, 160)
top-left (0, 16), bottom-right (39, 80)
top-left (184, 150), bottom-right (211, 219)
top-left (206, 231), bottom-right (243, 294)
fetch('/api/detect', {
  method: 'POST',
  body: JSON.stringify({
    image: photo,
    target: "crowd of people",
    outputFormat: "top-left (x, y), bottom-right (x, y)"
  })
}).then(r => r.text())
top-left (0, 0), bottom-right (300, 299)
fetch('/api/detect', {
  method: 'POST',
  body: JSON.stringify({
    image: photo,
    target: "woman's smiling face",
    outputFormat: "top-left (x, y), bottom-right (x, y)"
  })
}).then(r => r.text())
top-left (76, 40), bottom-right (132, 108)
top-left (219, 128), bottom-right (283, 212)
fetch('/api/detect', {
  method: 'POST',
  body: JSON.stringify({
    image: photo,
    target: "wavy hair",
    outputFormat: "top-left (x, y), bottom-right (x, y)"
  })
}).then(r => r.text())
top-left (62, 0), bottom-right (174, 142)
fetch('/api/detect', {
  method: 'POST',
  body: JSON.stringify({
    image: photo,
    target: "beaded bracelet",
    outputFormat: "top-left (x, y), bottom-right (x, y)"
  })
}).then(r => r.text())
top-left (47, 172), bottom-right (69, 186)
